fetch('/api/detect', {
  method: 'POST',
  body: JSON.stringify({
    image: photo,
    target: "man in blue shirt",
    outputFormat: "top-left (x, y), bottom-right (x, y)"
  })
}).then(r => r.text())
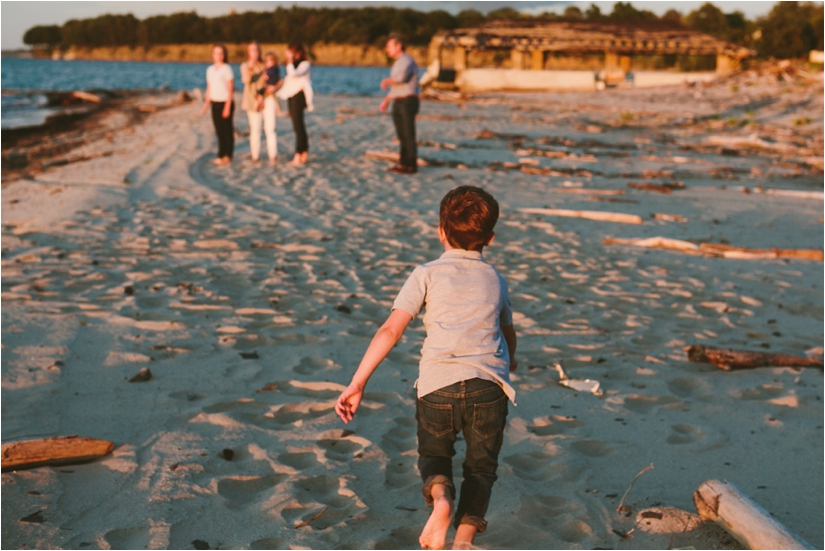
top-left (380, 34), bottom-right (421, 174)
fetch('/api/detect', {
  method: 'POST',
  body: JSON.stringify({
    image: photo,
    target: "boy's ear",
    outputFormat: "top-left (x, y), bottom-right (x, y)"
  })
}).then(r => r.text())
top-left (438, 226), bottom-right (447, 243)
top-left (485, 232), bottom-right (495, 246)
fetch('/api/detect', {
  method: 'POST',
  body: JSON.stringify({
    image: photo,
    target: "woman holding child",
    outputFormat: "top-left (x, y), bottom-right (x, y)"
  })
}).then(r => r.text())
top-left (276, 43), bottom-right (314, 166)
top-left (200, 44), bottom-right (235, 165)
top-left (240, 41), bottom-right (280, 165)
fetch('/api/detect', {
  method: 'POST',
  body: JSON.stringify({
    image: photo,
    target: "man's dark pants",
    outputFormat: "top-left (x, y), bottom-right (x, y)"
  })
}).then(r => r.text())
top-left (391, 95), bottom-right (419, 169)
top-left (416, 378), bottom-right (508, 533)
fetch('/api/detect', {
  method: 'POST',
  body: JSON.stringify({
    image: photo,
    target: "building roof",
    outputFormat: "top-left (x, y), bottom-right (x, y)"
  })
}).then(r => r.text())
top-left (438, 20), bottom-right (755, 59)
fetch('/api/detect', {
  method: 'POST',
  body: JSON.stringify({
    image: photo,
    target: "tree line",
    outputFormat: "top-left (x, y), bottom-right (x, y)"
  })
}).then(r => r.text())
top-left (23, 2), bottom-right (824, 60)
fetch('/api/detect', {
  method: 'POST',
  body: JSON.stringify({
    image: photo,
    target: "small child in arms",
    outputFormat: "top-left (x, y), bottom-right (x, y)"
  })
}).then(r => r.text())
top-left (335, 186), bottom-right (518, 550)
top-left (257, 51), bottom-right (282, 112)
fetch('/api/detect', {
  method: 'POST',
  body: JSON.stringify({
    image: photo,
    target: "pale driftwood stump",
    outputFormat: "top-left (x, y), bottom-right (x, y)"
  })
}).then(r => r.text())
top-left (694, 479), bottom-right (814, 550)
top-left (2, 436), bottom-right (114, 471)
top-left (685, 344), bottom-right (824, 371)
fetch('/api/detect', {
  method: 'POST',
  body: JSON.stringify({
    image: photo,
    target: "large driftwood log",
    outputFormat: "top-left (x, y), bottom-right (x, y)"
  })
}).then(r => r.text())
top-left (520, 207), bottom-right (643, 224)
top-left (685, 344), bottom-right (823, 371)
top-left (2, 435), bottom-right (114, 471)
top-left (603, 236), bottom-right (824, 261)
top-left (693, 479), bottom-right (814, 550)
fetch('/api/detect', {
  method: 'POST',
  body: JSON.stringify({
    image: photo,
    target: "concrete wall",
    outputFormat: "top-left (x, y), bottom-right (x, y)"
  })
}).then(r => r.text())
top-left (455, 69), bottom-right (718, 92)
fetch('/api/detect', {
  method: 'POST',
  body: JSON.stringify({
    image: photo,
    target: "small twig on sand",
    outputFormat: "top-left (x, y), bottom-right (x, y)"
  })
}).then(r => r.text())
top-left (293, 506), bottom-right (330, 529)
top-left (616, 464), bottom-right (654, 515)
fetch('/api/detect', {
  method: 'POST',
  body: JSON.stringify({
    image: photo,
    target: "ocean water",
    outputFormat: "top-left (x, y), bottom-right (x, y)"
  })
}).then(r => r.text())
top-left (1, 57), bottom-right (391, 129)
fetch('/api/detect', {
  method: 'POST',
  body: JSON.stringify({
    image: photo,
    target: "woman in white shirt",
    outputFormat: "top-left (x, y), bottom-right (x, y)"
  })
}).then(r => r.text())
top-left (277, 43), bottom-right (314, 166)
top-left (200, 44), bottom-right (235, 165)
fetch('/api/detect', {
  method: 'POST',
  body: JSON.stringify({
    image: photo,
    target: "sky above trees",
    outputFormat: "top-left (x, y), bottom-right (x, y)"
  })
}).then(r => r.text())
top-left (2, 1), bottom-right (779, 50)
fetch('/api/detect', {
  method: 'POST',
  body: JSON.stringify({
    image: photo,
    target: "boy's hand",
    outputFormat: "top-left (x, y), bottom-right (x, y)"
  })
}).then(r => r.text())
top-left (335, 382), bottom-right (364, 424)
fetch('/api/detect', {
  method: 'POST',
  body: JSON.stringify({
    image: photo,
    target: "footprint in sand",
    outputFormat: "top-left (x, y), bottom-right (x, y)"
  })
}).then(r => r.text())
top-left (267, 402), bottom-right (331, 427)
top-left (623, 394), bottom-right (681, 413)
top-left (250, 537), bottom-right (286, 550)
top-left (504, 451), bottom-right (569, 481)
top-left (103, 525), bottom-right (154, 549)
top-left (278, 451), bottom-right (319, 471)
top-left (289, 474), bottom-right (362, 530)
top-left (736, 384), bottom-right (784, 401)
top-left (667, 424), bottom-right (702, 445)
top-left (517, 495), bottom-right (592, 542)
top-left (528, 415), bottom-right (584, 436)
top-left (374, 526), bottom-right (422, 550)
top-left (218, 474), bottom-right (288, 508)
top-left (317, 438), bottom-right (362, 462)
top-left (569, 439), bottom-right (614, 457)
top-left (292, 356), bottom-right (339, 375)
top-left (385, 457), bottom-right (419, 489)
top-left (381, 417), bottom-right (417, 453)
top-left (667, 377), bottom-right (712, 398)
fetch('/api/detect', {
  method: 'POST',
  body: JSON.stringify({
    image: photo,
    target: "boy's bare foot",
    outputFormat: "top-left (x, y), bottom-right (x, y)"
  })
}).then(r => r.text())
top-left (452, 524), bottom-right (478, 550)
top-left (419, 494), bottom-right (453, 550)
top-left (287, 154), bottom-right (305, 167)
top-left (211, 157), bottom-right (230, 165)
top-left (268, 158), bottom-right (278, 166)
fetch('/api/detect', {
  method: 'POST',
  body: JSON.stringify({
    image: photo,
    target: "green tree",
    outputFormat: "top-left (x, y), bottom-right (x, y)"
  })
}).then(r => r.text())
top-left (685, 3), bottom-right (728, 38)
top-left (758, 1), bottom-right (823, 58)
top-left (486, 7), bottom-right (523, 21)
top-left (585, 4), bottom-right (603, 20)
top-left (661, 9), bottom-right (683, 25)
top-left (456, 9), bottom-right (484, 28)
top-left (563, 6), bottom-right (584, 19)
top-left (23, 25), bottom-right (61, 47)
top-left (609, 2), bottom-right (657, 22)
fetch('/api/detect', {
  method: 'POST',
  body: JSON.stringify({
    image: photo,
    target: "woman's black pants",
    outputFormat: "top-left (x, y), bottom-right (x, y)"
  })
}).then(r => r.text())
top-left (210, 101), bottom-right (235, 159)
top-left (288, 91), bottom-right (309, 154)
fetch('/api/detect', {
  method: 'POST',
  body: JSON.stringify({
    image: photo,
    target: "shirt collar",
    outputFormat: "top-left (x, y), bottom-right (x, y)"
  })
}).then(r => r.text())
top-left (441, 249), bottom-right (483, 260)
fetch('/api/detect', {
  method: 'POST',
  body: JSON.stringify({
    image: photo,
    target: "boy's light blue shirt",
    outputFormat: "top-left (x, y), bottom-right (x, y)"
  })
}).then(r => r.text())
top-left (392, 249), bottom-right (516, 403)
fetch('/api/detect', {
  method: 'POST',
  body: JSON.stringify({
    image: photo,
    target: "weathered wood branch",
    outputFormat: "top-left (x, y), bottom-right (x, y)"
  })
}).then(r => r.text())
top-left (2, 435), bottom-right (114, 471)
top-left (520, 207), bottom-right (643, 224)
top-left (685, 344), bottom-right (823, 371)
top-left (693, 479), bottom-right (814, 550)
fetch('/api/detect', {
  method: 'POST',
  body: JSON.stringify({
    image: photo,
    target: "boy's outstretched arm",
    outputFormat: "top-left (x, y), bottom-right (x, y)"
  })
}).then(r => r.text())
top-left (335, 308), bottom-right (413, 424)
top-left (502, 323), bottom-right (518, 372)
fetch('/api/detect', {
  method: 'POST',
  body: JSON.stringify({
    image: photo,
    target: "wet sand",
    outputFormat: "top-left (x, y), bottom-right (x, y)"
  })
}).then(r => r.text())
top-left (2, 69), bottom-right (823, 549)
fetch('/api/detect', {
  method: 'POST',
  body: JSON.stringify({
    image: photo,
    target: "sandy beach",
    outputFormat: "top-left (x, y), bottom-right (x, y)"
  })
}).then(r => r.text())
top-left (2, 68), bottom-right (822, 550)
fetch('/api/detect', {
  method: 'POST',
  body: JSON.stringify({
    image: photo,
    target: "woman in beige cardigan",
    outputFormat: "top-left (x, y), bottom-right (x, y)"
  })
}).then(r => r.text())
top-left (240, 41), bottom-right (278, 164)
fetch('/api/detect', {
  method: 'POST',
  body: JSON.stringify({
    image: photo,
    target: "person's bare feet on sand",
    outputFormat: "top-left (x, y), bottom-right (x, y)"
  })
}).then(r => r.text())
top-left (268, 158), bottom-right (278, 166)
top-left (452, 524), bottom-right (478, 550)
top-left (211, 156), bottom-right (230, 165)
top-left (420, 484), bottom-right (453, 550)
top-left (287, 153), bottom-right (305, 167)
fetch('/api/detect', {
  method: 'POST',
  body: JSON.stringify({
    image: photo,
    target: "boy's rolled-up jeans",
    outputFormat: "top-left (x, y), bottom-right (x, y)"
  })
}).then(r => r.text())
top-left (416, 378), bottom-right (508, 533)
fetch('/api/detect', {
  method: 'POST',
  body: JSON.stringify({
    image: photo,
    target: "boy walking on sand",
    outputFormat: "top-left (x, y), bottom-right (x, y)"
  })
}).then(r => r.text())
top-left (335, 186), bottom-right (518, 550)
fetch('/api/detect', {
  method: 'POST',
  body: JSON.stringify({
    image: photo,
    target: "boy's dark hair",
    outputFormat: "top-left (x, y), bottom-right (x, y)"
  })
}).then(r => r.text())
top-left (439, 186), bottom-right (499, 251)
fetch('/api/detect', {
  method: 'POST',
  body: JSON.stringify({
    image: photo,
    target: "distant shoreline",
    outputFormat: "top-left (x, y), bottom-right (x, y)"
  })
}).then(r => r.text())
top-left (23, 42), bottom-right (430, 68)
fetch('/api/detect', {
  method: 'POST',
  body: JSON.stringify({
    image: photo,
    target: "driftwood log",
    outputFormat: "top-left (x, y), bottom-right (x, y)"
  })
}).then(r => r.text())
top-left (2, 435), bottom-right (114, 471)
top-left (694, 479), bottom-right (814, 550)
top-left (685, 344), bottom-right (823, 371)
top-left (520, 207), bottom-right (643, 224)
top-left (604, 236), bottom-right (824, 261)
